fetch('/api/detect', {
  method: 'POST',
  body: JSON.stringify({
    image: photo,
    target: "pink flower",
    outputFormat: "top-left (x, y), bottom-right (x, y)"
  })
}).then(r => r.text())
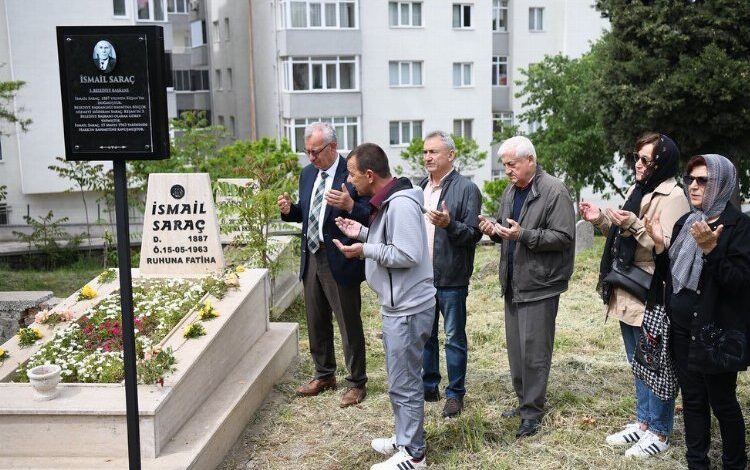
top-left (34, 309), bottom-right (49, 324)
top-left (60, 310), bottom-right (74, 322)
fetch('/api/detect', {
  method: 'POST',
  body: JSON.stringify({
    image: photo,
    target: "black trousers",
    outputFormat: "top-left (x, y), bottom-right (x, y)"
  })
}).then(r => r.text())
top-left (672, 324), bottom-right (747, 469)
top-left (303, 245), bottom-right (367, 388)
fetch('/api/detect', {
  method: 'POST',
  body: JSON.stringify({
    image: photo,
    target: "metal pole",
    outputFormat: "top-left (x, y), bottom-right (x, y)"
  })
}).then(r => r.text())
top-left (113, 160), bottom-right (142, 469)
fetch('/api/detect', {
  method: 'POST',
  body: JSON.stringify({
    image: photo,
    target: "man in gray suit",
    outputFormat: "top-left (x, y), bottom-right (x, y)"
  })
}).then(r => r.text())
top-left (478, 136), bottom-right (575, 438)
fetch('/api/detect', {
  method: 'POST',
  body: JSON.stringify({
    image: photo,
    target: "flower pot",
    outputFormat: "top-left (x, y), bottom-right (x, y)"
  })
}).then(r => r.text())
top-left (27, 364), bottom-right (62, 401)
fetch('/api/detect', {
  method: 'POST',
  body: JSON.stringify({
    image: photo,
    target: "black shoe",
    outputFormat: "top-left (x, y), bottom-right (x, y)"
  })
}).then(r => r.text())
top-left (501, 407), bottom-right (520, 418)
top-left (442, 397), bottom-right (463, 418)
top-left (515, 418), bottom-right (540, 438)
top-left (424, 388), bottom-right (441, 402)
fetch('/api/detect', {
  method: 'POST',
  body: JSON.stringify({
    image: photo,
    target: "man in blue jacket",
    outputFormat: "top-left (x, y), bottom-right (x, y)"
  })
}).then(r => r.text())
top-left (419, 131), bottom-right (483, 419)
top-left (277, 122), bottom-right (370, 408)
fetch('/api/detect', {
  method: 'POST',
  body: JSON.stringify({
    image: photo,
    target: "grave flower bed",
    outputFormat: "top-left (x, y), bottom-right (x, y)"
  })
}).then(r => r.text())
top-left (15, 275), bottom-right (231, 384)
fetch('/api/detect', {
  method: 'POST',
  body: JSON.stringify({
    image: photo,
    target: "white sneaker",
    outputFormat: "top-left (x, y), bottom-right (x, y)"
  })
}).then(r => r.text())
top-left (370, 447), bottom-right (426, 470)
top-left (371, 435), bottom-right (398, 455)
top-left (624, 430), bottom-right (670, 458)
top-left (605, 422), bottom-right (643, 446)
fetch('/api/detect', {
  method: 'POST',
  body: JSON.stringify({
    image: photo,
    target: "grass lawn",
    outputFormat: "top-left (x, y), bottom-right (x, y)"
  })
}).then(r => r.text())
top-left (0, 259), bottom-right (105, 297)
top-left (219, 240), bottom-right (750, 469)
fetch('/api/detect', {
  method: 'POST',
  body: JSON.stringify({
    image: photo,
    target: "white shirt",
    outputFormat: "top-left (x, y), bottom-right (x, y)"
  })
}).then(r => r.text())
top-left (310, 157), bottom-right (339, 242)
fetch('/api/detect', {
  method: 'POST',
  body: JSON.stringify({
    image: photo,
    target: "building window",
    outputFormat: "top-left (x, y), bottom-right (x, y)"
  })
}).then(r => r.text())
top-left (167, 0), bottom-right (188, 13)
top-left (227, 68), bottom-right (233, 90)
top-left (218, 115), bottom-right (225, 127)
top-left (492, 56), bottom-right (508, 86)
top-left (191, 70), bottom-right (210, 90)
top-left (283, 56), bottom-right (358, 92)
top-left (137, 0), bottom-right (167, 21)
top-left (215, 69), bottom-right (222, 90)
top-left (212, 20), bottom-right (220, 42)
top-left (452, 62), bottom-right (473, 87)
top-left (389, 61), bottom-right (423, 87)
top-left (529, 7), bottom-right (544, 31)
top-left (0, 140), bottom-right (3, 161)
top-left (224, 18), bottom-right (230, 41)
top-left (113, 0), bottom-right (127, 16)
top-left (492, 0), bottom-right (508, 32)
top-left (191, 20), bottom-right (205, 47)
top-left (230, 116), bottom-right (236, 137)
top-left (284, 116), bottom-right (360, 152)
top-left (492, 112), bottom-right (513, 134)
top-left (389, 120), bottom-right (422, 146)
top-left (452, 4), bottom-right (472, 29)
top-left (453, 119), bottom-right (473, 139)
top-left (528, 120), bottom-right (542, 133)
top-left (0, 204), bottom-right (8, 225)
top-left (388, 2), bottom-right (422, 27)
top-left (281, 1), bottom-right (357, 29)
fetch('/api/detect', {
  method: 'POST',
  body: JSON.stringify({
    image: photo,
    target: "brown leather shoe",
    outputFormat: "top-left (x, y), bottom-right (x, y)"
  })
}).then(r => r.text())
top-left (339, 386), bottom-right (366, 408)
top-left (296, 377), bottom-right (337, 397)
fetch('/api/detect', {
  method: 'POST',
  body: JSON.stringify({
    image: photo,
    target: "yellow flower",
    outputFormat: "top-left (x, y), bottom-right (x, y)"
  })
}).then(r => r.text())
top-left (80, 285), bottom-right (98, 300)
top-left (0, 347), bottom-right (6, 358)
top-left (235, 265), bottom-right (245, 273)
top-left (32, 328), bottom-right (42, 339)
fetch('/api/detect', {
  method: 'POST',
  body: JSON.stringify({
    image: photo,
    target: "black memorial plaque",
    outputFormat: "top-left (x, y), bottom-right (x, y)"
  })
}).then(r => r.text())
top-left (57, 26), bottom-right (169, 161)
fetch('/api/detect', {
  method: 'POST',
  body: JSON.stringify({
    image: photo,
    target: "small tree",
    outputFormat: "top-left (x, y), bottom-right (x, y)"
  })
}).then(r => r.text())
top-left (0, 78), bottom-right (32, 133)
top-left (395, 135), bottom-right (487, 179)
top-left (48, 157), bottom-right (106, 245)
top-left (213, 138), bottom-right (300, 273)
top-left (13, 211), bottom-right (82, 269)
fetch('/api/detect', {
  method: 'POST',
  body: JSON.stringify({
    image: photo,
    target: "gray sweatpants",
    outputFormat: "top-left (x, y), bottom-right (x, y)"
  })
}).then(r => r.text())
top-left (504, 293), bottom-right (559, 420)
top-left (382, 306), bottom-right (434, 457)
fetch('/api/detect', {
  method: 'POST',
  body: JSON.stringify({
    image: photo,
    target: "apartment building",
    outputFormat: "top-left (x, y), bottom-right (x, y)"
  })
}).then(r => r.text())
top-left (0, 0), bottom-right (178, 238)
top-left (0, 0), bottom-right (608, 237)
top-left (238, 0), bottom-right (607, 181)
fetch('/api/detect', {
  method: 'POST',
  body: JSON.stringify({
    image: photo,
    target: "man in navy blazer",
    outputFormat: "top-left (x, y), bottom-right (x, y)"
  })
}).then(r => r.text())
top-left (278, 122), bottom-right (370, 407)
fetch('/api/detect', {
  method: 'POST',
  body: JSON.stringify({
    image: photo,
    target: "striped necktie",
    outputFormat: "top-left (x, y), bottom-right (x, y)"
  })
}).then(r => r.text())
top-left (307, 171), bottom-right (328, 253)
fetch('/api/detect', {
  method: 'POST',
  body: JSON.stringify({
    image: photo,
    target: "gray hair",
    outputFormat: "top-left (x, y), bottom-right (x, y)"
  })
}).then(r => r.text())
top-left (304, 121), bottom-right (337, 145)
top-left (424, 130), bottom-right (456, 152)
top-left (497, 135), bottom-right (536, 162)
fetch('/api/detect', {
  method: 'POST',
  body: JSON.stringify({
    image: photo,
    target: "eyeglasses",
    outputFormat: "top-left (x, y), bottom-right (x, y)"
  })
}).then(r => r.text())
top-left (682, 175), bottom-right (708, 187)
top-left (305, 142), bottom-right (332, 158)
top-left (629, 152), bottom-right (653, 166)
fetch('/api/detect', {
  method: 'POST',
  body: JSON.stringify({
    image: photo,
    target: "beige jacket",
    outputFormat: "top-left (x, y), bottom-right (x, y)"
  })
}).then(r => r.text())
top-left (594, 177), bottom-right (690, 326)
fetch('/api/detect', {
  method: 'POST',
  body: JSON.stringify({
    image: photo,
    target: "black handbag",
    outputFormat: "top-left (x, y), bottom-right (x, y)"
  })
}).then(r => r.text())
top-left (603, 260), bottom-right (652, 303)
top-left (695, 323), bottom-right (749, 372)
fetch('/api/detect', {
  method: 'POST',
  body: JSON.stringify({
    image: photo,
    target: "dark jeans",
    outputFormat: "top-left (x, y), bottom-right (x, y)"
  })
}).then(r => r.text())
top-left (422, 286), bottom-right (469, 399)
top-left (672, 324), bottom-right (747, 469)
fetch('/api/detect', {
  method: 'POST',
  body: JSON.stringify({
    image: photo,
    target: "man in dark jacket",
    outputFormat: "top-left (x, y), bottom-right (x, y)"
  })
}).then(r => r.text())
top-left (419, 131), bottom-right (483, 418)
top-left (478, 136), bottom-right (575, 438)
top-left (277, 122), bottom-right (370, 408)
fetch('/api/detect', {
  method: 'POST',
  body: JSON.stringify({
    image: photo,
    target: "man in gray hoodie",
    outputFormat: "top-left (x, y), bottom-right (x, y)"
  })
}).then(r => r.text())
top-left (334, 143), bottom-right (434, 470)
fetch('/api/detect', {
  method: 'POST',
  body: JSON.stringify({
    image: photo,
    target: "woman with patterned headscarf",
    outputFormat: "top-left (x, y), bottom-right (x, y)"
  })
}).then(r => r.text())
top-left (646, 154), bottom-right (750, 469)
top-left (580, 133), bottom-right (689, 457)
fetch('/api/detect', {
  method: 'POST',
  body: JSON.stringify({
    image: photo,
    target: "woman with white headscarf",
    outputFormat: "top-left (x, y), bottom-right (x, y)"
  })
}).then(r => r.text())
top-left (646, 154), bottom-right (750, 469)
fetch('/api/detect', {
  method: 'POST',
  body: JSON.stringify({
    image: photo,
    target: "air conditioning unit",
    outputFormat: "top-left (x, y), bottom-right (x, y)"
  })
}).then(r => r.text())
top-left (189, 0), bottom-right (199, 11)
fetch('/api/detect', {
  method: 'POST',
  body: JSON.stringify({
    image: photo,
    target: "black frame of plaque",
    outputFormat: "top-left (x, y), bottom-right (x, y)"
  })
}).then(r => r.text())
top-left (57, 25), bottom-right (169, 162)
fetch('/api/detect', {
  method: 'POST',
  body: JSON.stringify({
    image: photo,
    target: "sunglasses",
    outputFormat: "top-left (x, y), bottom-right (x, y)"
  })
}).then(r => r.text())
top-left (629, 152), bottom-right (653, 166)
top-left (682, 175), bottom-right (708, 187)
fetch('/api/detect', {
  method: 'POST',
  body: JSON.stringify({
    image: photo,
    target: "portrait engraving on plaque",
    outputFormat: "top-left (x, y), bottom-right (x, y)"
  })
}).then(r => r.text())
top-left (93, 40), bottom-right (117, 73)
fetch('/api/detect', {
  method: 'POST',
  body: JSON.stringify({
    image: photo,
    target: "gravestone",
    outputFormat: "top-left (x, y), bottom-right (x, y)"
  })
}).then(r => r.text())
top-left (575, 220), bottom-right (595, 254)
top-left (139, 173), bottom-right (225, 277)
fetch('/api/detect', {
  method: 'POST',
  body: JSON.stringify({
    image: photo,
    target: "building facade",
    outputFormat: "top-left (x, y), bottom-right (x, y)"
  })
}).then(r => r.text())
top-left (0, 0), bottom-right (608, 239)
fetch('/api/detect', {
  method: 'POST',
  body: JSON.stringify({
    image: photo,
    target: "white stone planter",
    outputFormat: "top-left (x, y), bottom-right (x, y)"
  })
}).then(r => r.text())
top-left (27, 364), bottom-right (61, 401)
